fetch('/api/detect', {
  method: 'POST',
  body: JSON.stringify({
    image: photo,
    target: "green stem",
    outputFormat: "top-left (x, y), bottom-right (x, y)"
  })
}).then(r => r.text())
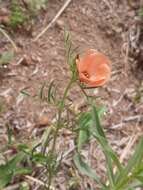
top-left (77, 82), bottom-right (95, 102)
top-left (51, 79), bottom-right (73, 151)
top-left (47, 79), bottom-right (73, 189)
top-left (78, 82), bottom-right (89, 100)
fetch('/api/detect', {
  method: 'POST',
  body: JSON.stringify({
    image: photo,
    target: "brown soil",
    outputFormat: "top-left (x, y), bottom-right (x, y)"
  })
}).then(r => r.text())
top-left (0, 0), bottom-right (143, 189)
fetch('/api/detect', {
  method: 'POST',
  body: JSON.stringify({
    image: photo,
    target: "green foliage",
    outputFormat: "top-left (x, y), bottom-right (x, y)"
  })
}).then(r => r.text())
top-left (0, 99), bottom-right (4, 113)
top-left (40, 80), bottom-right (57, 104)
top-left (77, 112), bottom-right (91, 151)
top-left (20, 182), bottom-right (30, 190)
top-left (28, 0), bottom-right (48, 12)
top-left (0, 51), bottom-right (14, 65)
top-left (64, 30), bottom-right (78, 81)
top-left (9, 0), bottom-right (49, 29)
top-left (134, 84), bottom-right (143, 103)
top-left (74, 153), bottom-right (105, 188)
top-left (114, 138), bottom-right (143, 189)
top-left (77, 106), bottom-right (106, 151)
top-left (0, 152), bottom-right (31, 189)
top-left (139, 7), bottom-right (143, 17)
top-left (10, 0), bottom-right (28, 28)
top-left (74, 104), bottom-right (143, 190)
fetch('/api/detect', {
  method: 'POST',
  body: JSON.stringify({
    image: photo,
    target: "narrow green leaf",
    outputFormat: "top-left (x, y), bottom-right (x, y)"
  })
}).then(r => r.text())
top-left (77, 106), bottom-right (107, 151)
top-left (78, 112), bottom-right (92, 129)
top-left (39, 82), bottom-right (46, 100)
top-left (0, 152), bottom-right (25, 188)
top-left (115, 137), bottom-right (143, 189)
top-left (14, 167), bottom-right (32, 175)
top-left (41, 127), bottom-right (53, 154)
top-left (32, 153), bottom-right (47, 165)
top-left (74, 153), bottom-right (106, 188)
top-left (92, 132), bottom-right (122, 172)
top-left (48, 80), bottom-right (55, 103)
top-left (6, 123), bottom-right (13, 145)
top-left (92, 105), bottom-right (114, 187)
top-left (77, 112), bottom-right (92, 151)
top-left (18, 144), bottom-right (31, 154)
top-left (77, 130), bottom-right (90, 151)
top-left (91, 105), bottom-right (123, 188)
top-left (92, 105), bottom-right (106, 138)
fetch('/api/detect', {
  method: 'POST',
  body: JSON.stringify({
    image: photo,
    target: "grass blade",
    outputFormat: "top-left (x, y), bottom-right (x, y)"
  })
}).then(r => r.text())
top-left (115, 137), bottom-right (143, 189)
top-left (91, 105), bottom-right (123, 188)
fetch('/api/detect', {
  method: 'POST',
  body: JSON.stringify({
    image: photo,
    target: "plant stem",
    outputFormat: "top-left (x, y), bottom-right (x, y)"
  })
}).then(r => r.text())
top-left (51, 79), bottom-right (73, 151)
top-left (47, 79), bottom-right (73, 189)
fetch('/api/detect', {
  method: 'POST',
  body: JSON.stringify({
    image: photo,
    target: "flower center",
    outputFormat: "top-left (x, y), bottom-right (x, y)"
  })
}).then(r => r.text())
top-left (82, 71), bottom-right (89, 78)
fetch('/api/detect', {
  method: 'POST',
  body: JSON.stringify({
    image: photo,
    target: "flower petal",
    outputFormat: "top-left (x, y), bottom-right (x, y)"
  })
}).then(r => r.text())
top-left (76, 49), bottom-right (111, 87)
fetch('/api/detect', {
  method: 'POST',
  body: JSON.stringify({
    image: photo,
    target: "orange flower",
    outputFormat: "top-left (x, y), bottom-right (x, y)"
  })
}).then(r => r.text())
top-left (76, 49), bottom-right (111, 87)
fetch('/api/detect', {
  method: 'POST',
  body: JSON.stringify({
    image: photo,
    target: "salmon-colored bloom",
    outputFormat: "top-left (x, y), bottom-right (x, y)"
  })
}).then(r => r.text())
top-left (76, 49), bottom-right (111, 87)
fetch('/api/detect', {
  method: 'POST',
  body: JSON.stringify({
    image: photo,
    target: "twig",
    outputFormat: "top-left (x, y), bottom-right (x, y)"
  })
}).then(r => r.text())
top-left (111, 115), bottom-right (143, 129)
top-left (124, 115), bottom-right (142, 122)
top-left (112, 90), bottom-right (127, 107)
top-left (112, 135), bottom-right (139, 177)
top-left (110, 123), bottom-right (123, 129)
top-left (16, 57), bottom-right (24, 65)
top-left (57, 142), bottom-right (75, 162)
top-left (25, 175), bottom-right (49, 188)
top-left (4, 183), bottom-right (20, 190)
top-left (34, 0), bottom-right (72, 41)
top-left (0, 27), bottom-right (18, 52)
top-left (120, 135), bottom-right (138, 163)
